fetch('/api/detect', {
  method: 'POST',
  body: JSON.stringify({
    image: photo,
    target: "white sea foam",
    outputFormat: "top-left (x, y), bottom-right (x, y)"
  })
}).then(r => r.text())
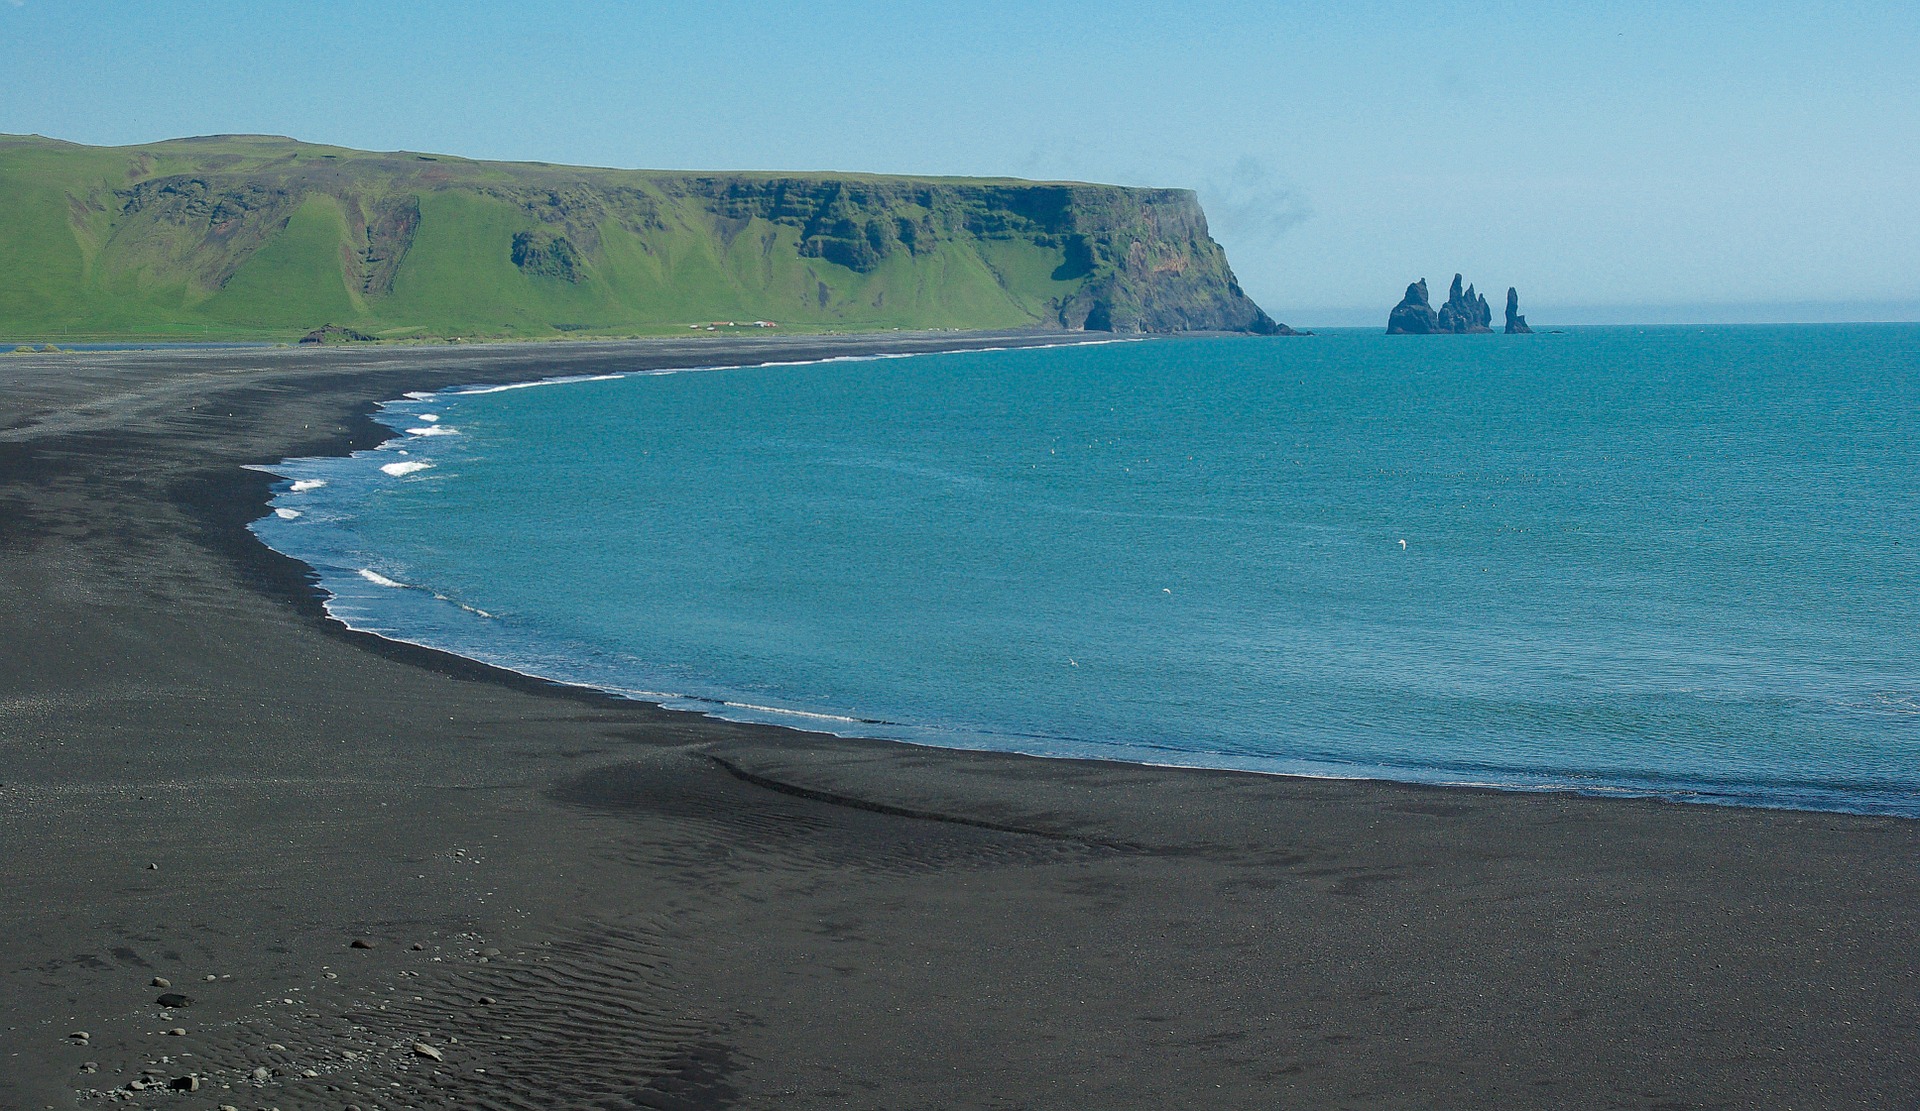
top-left (273, 507), bottom-right (302, 520)
top-left (406, 425), bottom-right (459, 436)
top-left (430, 591), bottom-right (496, 619)
top-left (407, 337), bottom-right (1127, 407)
top-left (453, 373), bottom-right (625, 396)
top-left (289, 479), bottom-right (327, 493)
top-left (721, 700), bottom-right (870, 725)
top-left (356, 569), bottom-right (406, 588)
top-left (418, 413), bottom-right (440, 422)
top-left (380, 460), bottom-right (434, 477)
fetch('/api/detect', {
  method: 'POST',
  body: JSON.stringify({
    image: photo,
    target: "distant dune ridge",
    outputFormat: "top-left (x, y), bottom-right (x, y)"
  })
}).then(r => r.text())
top-left (0, 133), bottom-right (1296, 341)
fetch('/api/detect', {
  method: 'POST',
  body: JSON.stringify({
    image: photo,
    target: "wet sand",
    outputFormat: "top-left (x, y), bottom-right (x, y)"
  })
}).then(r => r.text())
top-left (1, 333), bottom-right (1915, 1109)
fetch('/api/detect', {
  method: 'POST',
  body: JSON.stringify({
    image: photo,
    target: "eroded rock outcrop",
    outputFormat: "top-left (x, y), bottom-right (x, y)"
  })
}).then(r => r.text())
top-left (1387, 279), bottom-right (1440, 334)
top-left (1387, 273), bottom-right (1497, 334)
top-left (1505, 287), bottom-right (1532, 334)
top-left (1436, 274), bottom-right (1493, 333)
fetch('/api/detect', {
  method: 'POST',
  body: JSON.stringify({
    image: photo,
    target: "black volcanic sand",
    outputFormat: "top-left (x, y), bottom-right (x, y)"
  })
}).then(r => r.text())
top-left (1, 333), bottom-right (1915, 1110)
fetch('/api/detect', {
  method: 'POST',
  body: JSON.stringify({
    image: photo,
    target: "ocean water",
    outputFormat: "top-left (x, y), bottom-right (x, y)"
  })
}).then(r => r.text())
top-left (252, 326), bottom-right (1920, 815)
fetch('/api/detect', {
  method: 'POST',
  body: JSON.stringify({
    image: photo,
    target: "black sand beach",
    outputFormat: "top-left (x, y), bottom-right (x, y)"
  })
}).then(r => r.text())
top-left (2, 333), bottom-right (1916, 1110)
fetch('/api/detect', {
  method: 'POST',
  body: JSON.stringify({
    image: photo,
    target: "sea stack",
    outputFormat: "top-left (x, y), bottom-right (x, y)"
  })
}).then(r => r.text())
top-left (1387, 279), bottom-right (1440, 334)
top-left (1435, 274), bottom-right (1493, 333)
top-left (1505, 287), bottom-right (1533, 334)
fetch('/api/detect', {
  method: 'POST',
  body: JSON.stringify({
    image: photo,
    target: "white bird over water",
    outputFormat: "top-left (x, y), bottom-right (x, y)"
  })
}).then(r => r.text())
top-left (1398, 539), bottom-right (1408, 549)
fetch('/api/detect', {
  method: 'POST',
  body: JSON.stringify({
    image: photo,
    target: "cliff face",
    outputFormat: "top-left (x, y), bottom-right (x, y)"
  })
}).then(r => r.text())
top-left (0, 133), bottom-right (1293, 340)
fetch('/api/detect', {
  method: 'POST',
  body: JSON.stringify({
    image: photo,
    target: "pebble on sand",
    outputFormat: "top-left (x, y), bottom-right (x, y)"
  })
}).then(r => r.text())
top-left (165, 1027), bottom-right (187, 1036)
top-left (412, 1042), bottom-right (444, 1061)
top-left (154, 992), bottom-right (192, 1008)
top-left (350, 938), bottom-right (375, 949)
top-left (250, 1066), bottom-right (272, 1082)
top-left (67, 1031), bottom-right (89, 1041)
top-left (151, 976), bottom-right (171, 988)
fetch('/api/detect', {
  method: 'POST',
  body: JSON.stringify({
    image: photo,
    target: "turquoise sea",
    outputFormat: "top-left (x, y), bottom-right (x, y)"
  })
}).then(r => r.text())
top-left (253, 326), bottom-right (1920, 815)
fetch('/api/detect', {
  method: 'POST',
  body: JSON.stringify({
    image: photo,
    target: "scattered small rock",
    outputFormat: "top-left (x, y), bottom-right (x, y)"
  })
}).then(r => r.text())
top-left (410, 942), bottom-right (426, 951)
top-left (204, 974), bottom-right (218, 981)
top-left (80, 1061), bottom-right (98, 1073)
top-left (151, 976), bottom-right (171, 988)
top-left (480, 947), bottom-right (502, 957)
top-left (67, 1030), bottom-right (90, 1041)
top-left (168, 1075), bottom-right (200, 1091)
top-left (127, 1079), bottom-right (149, 1091)
top-left (476, 995), bottom-right (495, 1006)
top-left (166, 1027), bottom-right (187, 1036)
top-left (300, 1068), bottom-right (318, 1078)
top-left (146, 863), bottom-right (159, 870)
top-left (412, 1042), bottom-right (443, 1062)
top-left (340, 1049), bottom-right (360, 1060)
top-left (251, 1066), bottom-right (272, 1082)
top-left (323, 971), bottom-right (339, 980)
top-left (349, 939), bottom-right (375, 949)
top-left (220, 1105), bottom-right (241, 1111)
top-left (267, 1042), bottom-right (287, 1051)
top-left (155, 992), bottom-right (192, 1008)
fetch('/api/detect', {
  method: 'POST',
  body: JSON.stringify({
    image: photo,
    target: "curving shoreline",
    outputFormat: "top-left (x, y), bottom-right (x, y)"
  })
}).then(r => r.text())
top-left (2, 332), bottom-right (1917, 1108)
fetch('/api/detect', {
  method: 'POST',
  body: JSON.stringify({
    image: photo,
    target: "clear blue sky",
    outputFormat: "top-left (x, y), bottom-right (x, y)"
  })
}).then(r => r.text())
top-left (5, 1), bottom-right (1915, 324)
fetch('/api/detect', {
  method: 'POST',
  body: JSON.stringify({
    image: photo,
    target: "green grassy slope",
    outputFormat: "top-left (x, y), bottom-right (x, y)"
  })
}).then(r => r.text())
top-left (0, 133), bottom-right (1288, 342)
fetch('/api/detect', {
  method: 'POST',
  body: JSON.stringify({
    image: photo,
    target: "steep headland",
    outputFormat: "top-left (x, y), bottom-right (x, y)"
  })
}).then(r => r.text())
top-left (0, 133), bottom-right (1295, 341)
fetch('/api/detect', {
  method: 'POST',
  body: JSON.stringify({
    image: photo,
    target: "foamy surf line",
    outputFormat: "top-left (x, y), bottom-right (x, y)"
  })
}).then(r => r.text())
top-left (440, 334), bottom-right (1142, 397)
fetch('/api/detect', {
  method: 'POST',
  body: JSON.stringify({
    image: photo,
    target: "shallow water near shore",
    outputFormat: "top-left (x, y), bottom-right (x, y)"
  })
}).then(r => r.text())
top-left (253, 326), bottom-right (1920, 815)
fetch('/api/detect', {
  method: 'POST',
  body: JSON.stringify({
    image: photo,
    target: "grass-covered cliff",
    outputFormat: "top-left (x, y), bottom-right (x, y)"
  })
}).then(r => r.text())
top-left (0, 133), bottom-right (1292, 342)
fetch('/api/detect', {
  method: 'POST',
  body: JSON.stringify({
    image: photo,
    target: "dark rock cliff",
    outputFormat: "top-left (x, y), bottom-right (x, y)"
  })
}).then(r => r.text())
top-left (676, 177), bottom-right (1299, 334)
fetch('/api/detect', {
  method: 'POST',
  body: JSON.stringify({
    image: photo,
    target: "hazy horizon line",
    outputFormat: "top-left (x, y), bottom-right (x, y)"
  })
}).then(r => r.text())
top-left (1279, 299), bottom-right (1920, 329)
